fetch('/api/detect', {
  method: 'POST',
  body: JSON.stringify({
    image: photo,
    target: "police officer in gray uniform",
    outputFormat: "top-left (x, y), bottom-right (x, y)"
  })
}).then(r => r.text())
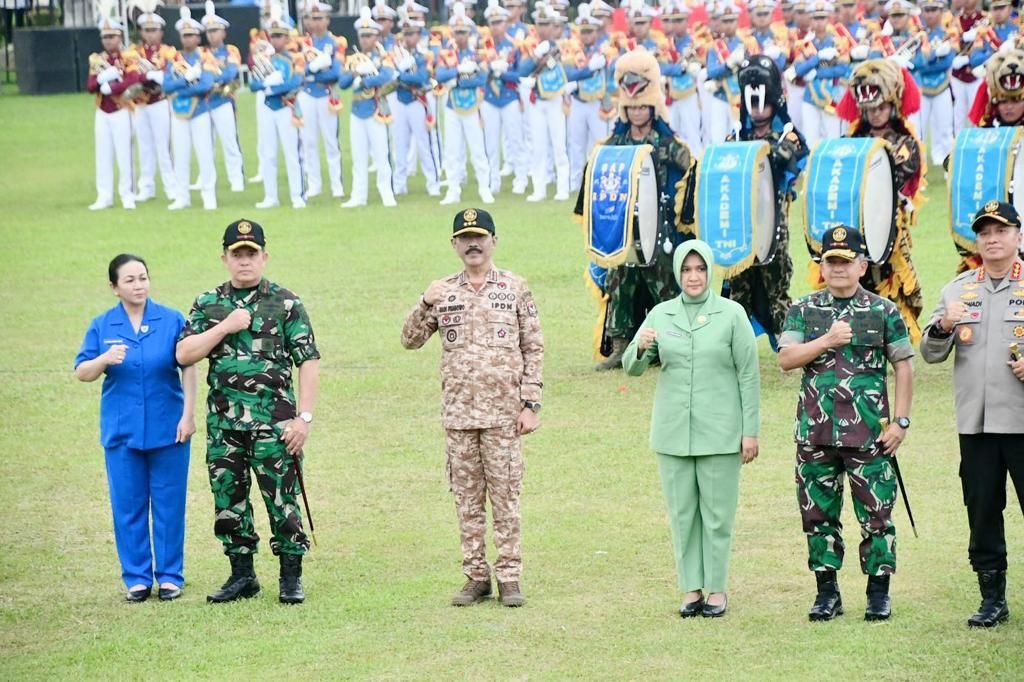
top-left (921, 200), bottom-right (1024, 628)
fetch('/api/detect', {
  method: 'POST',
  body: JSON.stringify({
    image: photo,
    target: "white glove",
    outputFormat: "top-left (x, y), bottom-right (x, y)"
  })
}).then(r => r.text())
top-left (262, 70), bottom-right (284, 87)
top-left (185, 64), bottom-right (203, 82)
top-left (97, 66), bottom-right (121, 85)
top-left (310, 53), bottom-right (332, 73)
top-left (803, 68), bottom-right (817, 81)
top-left (961, 29), bottom-right (976, 44)
top-left (686, 61), bottom-right (701, 77)
top-left (565, 80), bottom-right (578, 95)
top-left (457, 59), bottom-right (478, 75)
top-left (817, 46), bottom-right (838, 62)
top-left (353, 75), bottom-right (363, 90)
top-left (764, 44), bottom-right (782, 60)
top-left (726, 45), bottom-right (745, 69)
top-left (100, 82), bottom-right (113, 95)
top-left (355, 60), bottom-right (376, 76)
top-left (891, 54), bottom-right (913, 70)
top-left (934, 41), bottom-right (952, 58)
top-left (533, 40), bottom-right (551, 59)
top-left (490, 59), bottom-right (509, 75)
top-left (587, 53), bottom-right (607, 71)
top-left (880, 21), bottom-right (893, 37)
top-left (145, 69), bottom-right (164, 84)
top-left (1000, 39), bottom-right (1017, 55)
top-left (952, 54), bottom-right (970, 70)
top-left (702, 79), bottom-right (719, 93)
top-left (398, 54), bottom-right (416, 72)
top-left (850, 45), bottom-right (869, 61)
top-left (519, 75), bottom-right (536, 91)
top-left (783, 65), bottom-right (797, 82)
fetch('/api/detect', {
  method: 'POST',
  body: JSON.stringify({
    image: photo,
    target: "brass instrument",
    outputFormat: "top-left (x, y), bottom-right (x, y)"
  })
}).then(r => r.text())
top-left (250, 40), bottom-right (278, 81)
top-left (892, 32), bottom-right (925, 60)
top-left (89, 52), bottom-right (142, 107)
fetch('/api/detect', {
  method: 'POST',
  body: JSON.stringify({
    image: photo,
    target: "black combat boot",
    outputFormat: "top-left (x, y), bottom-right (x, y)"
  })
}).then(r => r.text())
top-left (207, 553), bottom-right (261, 603)
top-left (865, 575), bottom-right (892, 621)
top-left (594, 338), bottom-right (628, 371)
top-left (279, 554), bottom-right (305, 605)
top-left (808, 570), bottom-right (843, 622)
top-left (968, 570), bottom-right (1009, 628)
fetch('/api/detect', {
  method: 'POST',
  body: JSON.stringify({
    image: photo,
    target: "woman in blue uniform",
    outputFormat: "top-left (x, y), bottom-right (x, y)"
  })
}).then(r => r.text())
top-left (74, 254), bottom-right (196, 602)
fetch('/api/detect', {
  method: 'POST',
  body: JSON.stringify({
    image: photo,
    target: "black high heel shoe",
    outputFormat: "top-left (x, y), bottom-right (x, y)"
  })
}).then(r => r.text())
top-left (702, 595), bottom-right (728, 618)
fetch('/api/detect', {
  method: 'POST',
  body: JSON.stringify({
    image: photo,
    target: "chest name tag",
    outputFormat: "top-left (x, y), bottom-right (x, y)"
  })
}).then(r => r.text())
top-left (666, 330), bottom-right (683, 337)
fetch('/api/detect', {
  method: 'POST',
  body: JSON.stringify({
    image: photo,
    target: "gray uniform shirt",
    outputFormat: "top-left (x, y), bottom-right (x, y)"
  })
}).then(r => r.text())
top-left (919, 259), bottom-right (1024, 434)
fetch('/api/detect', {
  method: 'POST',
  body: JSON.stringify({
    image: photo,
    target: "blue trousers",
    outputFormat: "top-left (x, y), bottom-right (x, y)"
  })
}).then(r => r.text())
top-left (104, 442), bottom-right (190, 588)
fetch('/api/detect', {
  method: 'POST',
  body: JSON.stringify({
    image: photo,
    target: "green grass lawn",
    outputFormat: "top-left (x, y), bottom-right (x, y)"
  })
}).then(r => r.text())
top-left (1, 90), bottom-right (1022, 680)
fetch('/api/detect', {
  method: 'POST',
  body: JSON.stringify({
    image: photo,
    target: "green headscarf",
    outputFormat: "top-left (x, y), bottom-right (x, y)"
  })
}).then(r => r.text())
top-left (672, 239), bottom-right (716, 305)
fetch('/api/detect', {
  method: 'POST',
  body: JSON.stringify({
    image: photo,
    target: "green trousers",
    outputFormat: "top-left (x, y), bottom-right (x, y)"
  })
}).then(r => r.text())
top-left (657, 452), bottom-right (741, 593)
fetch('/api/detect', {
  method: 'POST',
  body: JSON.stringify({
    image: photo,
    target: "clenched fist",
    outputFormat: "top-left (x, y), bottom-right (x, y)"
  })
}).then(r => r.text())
top-left (637, 327), bottom-right (658, 352)
top-left (104, 343), bottom-right (128, 366)
top-left (221, 308), bottom-right (252, 334)
top-left (422, 280), bottom-right (447, 306)
top-left (939, 301), bottom-right (969, 332)
top-left (823, 320), bottom-right (853, 348)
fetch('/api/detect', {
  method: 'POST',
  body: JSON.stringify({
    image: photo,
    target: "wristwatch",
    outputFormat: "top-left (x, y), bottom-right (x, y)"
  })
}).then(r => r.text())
top-left (895, 417), bottom-right (911, 429)
top-left (299, 411), bottom-right (314, 424)
top-left (523, 400), bottom-right (542, 414)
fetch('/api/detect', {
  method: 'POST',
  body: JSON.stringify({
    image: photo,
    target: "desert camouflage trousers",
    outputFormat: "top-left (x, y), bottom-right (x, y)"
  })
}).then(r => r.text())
top-left (445, 425), bottom-right (524, 582)
top-left (796, 443), bottom-right (897, 576)
top-left (207, 425), bottom-right (309, 556)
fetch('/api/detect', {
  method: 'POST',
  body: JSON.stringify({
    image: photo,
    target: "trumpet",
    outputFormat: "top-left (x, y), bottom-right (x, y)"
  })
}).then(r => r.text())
top-left (892, 32), bottom-right (925, 60)
top-left (250, 40), bottom-right (278, 81)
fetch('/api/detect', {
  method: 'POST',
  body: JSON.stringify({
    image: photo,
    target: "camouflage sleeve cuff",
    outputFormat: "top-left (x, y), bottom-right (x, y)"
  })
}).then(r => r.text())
top-left (291, 345), bottom-right (321, 365)
top-left (886, 338), bottom-right (914, 364)
top-left (519, 383), bottom-right (542, 402)
top-left (777, 330), bottom-right (804, 349)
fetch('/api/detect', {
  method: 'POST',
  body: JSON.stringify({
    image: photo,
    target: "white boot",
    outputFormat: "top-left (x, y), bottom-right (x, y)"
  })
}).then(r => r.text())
top-left (479, 186), bottom-right (495, 204)
top-left (89, 198), bottom-right (113, 211)
top-left (255, 198), bottom-right (279, 209)
top-left (440, 187), bottom-right (462, 205)
top-left (202, 191), bottom-right (217, 210)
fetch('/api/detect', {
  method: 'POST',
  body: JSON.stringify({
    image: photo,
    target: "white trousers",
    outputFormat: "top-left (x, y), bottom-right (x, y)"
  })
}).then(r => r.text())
top-left (171, 112), bottom-right (216, 205)
top-left (801, 103), bottom-right (842, 150)
top-left (94, 108), bottom-right (134, 205)
top-left (209, 102), bottom-right (245, 189)
top-left (392, 98), bottom-right (441, 194)
top-left (705, 96), bottom-right (734, 146)
top-left (443, 108), bottom-right (491, 193)
top-left (916, 89), bottom-right (954, 166)
top-left (668, 95), bottom-right (702, 159)
top-left (132, 99), bottom-right (175, 198)
top-left (349, 114), bottom-right (395, 204)
top-left (254, 90), bottom-right (271, 179)
top-left (786, 83), bottom-right (805, 132)
top-left (259, 105), bottom-right (304, 205)
top-left (481, 100), bottom-right (528, 192)
top-left (297, 92), bottom-right (343, 196)
top-left (952, 77), bottom-right (983, 137)
top-left (567, 98), bottom-right (610, 192)
top-left (528, 96), bottom-right (569, 196)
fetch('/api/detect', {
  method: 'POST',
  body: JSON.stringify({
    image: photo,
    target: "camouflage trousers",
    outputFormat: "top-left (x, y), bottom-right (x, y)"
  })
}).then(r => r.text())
top-left (207, 425), bottom-right (308, 556)
top-left (445, 425), bottom-right (524, 582)
top-left (727, 230), bottom-right (793, 335)
top-left (605, 253), bottom-right (681, 340)
top-left (796, 443), bottom-right (897, 576)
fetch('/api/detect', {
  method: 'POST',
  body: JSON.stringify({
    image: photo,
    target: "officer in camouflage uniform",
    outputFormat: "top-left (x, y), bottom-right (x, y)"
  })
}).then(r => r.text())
top-left (727, 55), bottom-right (809, 339)
top-left (176, 219), bottom-right (320, 605)
top-left (778, 226), bottom-right (914, 622)
top-left (573, 49), bottom-right (697, 370)
top-left (401, 208), bottom-right (544, 608)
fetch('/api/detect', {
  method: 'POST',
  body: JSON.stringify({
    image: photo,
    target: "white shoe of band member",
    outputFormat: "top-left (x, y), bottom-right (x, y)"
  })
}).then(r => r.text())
top-left (428, 187), bottom-right (442, 197)
top-left (479, 187), bottom-right (495, 204)
top-left (202, 191), bottom-right (217, 210)
top-left (382, 196), bottom-right (397, 207)
top-left (123, 197), bottom-right (136, 210)
top-left (512, 179), bottom-right (528, 195)
top-left (440, 189), bottom-right (461, 205)
top-left (255, 199), bottom-right (279, 209)
top-left (248, 174), bottom-right (263, 184)
top-left (305, 188), bottom-right (322, 199)
top-left (526, 192), bottom-right (546, 202)
top-left (167, 199), bottom-right (189, 210)
top-left (554, 191), bottom-right (569, 201)
top-left (292, 198), bottom-right (306, 209)
top-left (340, 198), bottom-right (366, 208)
top-left (89, 199), bottom-right (113, 211)
top-left (133, 190), bottom-right (155, 203)
top-left (230, 182), bottom-right (244, 193)
top-left (332, 185), bottom-right (345, 199)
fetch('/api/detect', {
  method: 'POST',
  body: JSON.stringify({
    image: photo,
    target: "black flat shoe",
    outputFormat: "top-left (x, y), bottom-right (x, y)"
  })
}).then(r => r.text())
top-left (702, 596), bottom-right (727, 618)
top-left (125, 587), bottom-right (150, 603)
top-left (159, 586), bottom-right (182, 601)
top-left (679, 598), bottom-right (705, 618)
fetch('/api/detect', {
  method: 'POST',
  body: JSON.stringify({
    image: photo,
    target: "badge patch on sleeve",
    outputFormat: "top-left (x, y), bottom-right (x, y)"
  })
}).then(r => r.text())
top-left (523, 292), bottom-right (538, 317)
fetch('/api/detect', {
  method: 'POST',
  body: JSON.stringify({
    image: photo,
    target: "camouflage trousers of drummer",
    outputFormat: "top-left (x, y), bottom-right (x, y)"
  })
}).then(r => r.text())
top-left (606, 253), bottom-right (681, 340)
top-left (796, 443), bottom-right (897, 576)
top-left (728, 231), bottom-right (794, 335)
top-left (207, 425), bottom-right (309, 556)
top-left (445, 425), bottom-right (524, 582)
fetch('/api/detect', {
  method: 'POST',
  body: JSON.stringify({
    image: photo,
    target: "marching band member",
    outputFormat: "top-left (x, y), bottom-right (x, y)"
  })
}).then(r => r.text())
top-left (836, 58), bottom-right (925, 342)
top-left (250, 5), bottom-right (307, 209)
top-left (785, 0), bottom-right (812, 132)
top-left (338, 7), bottom-right (399, 208)
top-left (727, 56), bottom-right (810, 340)
top-left (202, 1), bottom-right (245, 194)
top-left (372, 0), bottom-right (398, 50)
top-left (835, 0), bottom-right (877, 65)
top-left (659, 0), bottom-right (704, 157)
top-left (505, 0), bottom-right (530, 41)
top-left (625, 0), bottom-right (660, 52)
top-left (968, 44), bottom-right (1024, 127)
top-left (86, 1), bottom-right (140, 211)
top-left (860, 0), bottom-right (884, 24)
top-left (590, 0), bottom-right (616, 39)
top-left (247, 20), bottom-right (272, 185)
top-left (881, 0), bottom-right (924, 69)
top-left (746, 0), bottom-right (789, 72)
top-left (480, 0), bottom-right (529, 195)
top-left (967, 0), bottom-right (1019, 73)
top-left (565, 3), bottom-right (612, 193)
top-left (704, 0), bottom-right (745, 144)
top-left (912, 0), bottom-right (956, 167)
top-left (392, 9), bottom-right (443, 197)
top-left (790, 0), bottom-right (847, 148)
top-left (950, 0), bottom-right (984, 135)
top-left (435, 2), bottom-right (495, 206)
top-left (518, 2), bottom-right (571, 202)
top-left (127, 0), bottom-right (176, 204)
top-left (298, 0), bottom-right (346, 200)
top-left (163, 7), bottom-right (217, 211)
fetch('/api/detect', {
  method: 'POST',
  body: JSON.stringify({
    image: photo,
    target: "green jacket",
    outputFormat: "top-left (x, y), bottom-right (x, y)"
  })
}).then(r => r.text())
top-left (622, 241), bottom-right (761, 456)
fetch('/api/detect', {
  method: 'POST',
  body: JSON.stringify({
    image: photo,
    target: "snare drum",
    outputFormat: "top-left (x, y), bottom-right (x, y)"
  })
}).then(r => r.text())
top-left (696, 141), bottom-right (777, 277)
top-left (584, 144), bottom-right (661, 268)
top-left (949, 127), bottom-right (1024, 255)
top-left (803, 137), bottom-right (896, 265)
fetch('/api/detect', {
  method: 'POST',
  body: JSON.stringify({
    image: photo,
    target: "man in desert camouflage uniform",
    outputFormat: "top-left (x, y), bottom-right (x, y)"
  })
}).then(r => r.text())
top-left (176, 219), bottom-right (320, 606)
top-left (778, 226), bottom-right (914, 623)
top-left (401, 208), bottom-right (544, 608)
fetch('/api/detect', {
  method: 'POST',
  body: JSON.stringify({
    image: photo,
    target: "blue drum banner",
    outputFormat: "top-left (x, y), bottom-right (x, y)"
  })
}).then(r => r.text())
top-left (584, 144), bottom-right (652, 268)
top-left (803, 137), bottom-right (886, 253)
top-left (949, 127), bottom-right (1021, 253)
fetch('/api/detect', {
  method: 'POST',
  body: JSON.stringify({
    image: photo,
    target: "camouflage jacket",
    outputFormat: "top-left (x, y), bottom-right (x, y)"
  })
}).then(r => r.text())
top-left (779, 286), bottom-right (914, 449)
top-left (401, 268), bottom-right (544, 430)
top-left (853, 125), bottom-right (921, 197)
top-left (180, 278), bottom-right (320, 432)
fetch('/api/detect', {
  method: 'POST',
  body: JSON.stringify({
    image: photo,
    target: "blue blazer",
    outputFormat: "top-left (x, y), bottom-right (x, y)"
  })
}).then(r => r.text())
top-left (75, 300), bottom-right (186, 450)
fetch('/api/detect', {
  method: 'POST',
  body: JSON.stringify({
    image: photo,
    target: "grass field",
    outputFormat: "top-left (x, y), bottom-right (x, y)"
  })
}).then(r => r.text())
top-left (1, 89), bottom-right (1022, 680)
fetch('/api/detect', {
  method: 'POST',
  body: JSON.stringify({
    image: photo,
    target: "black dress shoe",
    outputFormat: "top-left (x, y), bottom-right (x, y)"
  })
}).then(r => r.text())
top-left (702, 596), bottom-right (727, 618)
top-left (208, 554), bottom-right (261, 604)
top-left (125, 587), bottom-right (150, 603)
top-left (159, 586), bottom-right (182, 601)
top-left (679, 597), bottom-right (704, 618)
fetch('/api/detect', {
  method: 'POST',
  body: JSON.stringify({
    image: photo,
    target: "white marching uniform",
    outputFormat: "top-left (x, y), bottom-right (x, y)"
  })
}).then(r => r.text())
top-left (339, 46), bottom-right (397, 207)
top-left (205, 44), bottom-right (245, 191)
top-left (391, 47), bottom-right (442, 195)
top-left (133, 98), bottom-right (176, 200)
top-left (518, 43), bottom-right (570, 200)
top-left (251, 49), bottom-right (306, 208)
top-left (163, 48), bottom-right (218, 209)
top-left (435, 46), bottom-right (493, 203)
top-left (298, 32), bottom-right (346, 198)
